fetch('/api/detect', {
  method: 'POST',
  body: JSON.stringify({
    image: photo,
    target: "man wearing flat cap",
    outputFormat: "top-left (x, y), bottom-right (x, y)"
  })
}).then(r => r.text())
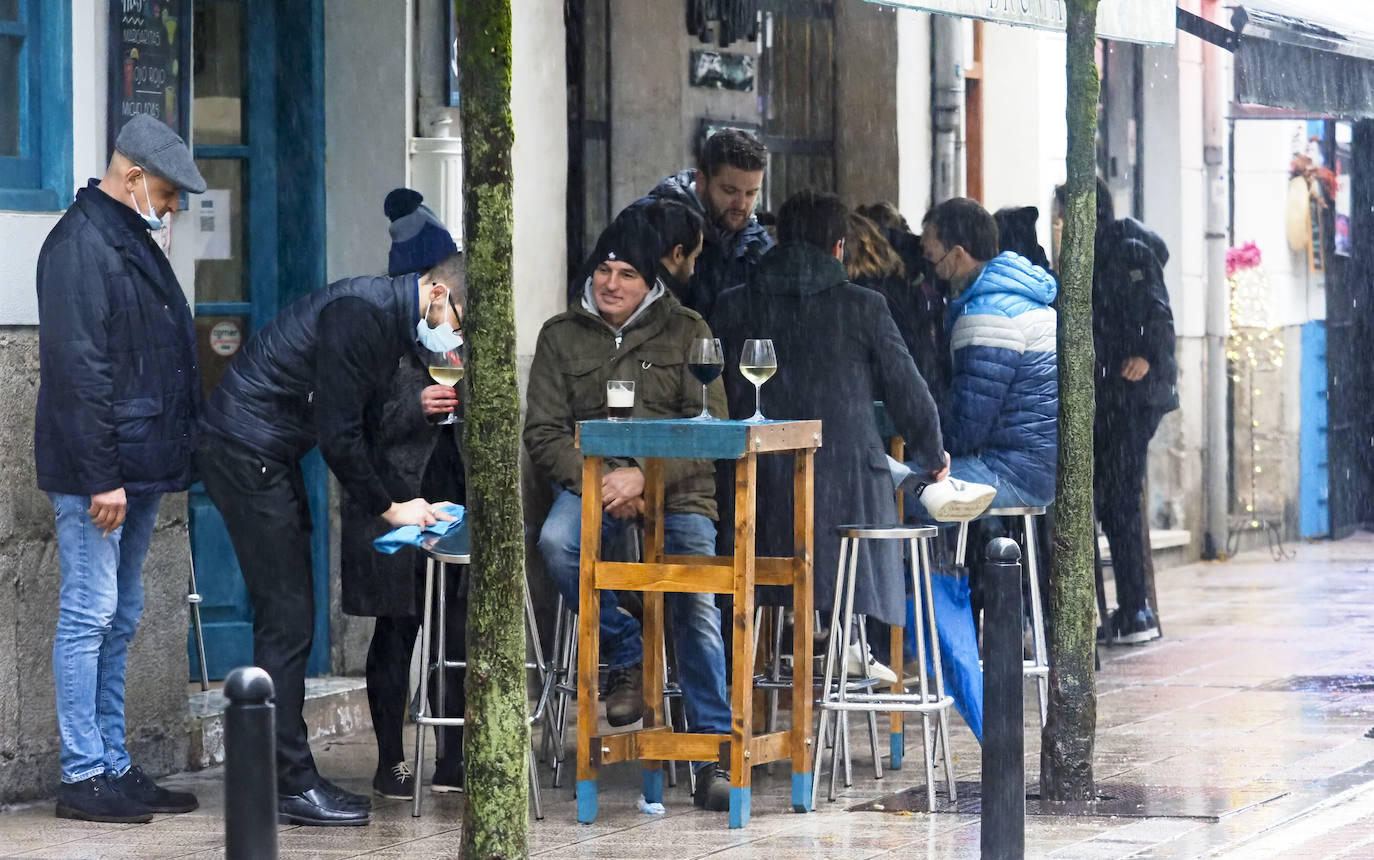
top-left (35, 114), bottom-right (206, 823)
top-left (524, 213), bottom-right (736, 811)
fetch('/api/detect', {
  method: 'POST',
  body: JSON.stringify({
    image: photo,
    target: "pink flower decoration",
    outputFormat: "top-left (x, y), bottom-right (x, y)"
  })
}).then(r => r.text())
top-left (1227, 242), bottom-right (1263, 277)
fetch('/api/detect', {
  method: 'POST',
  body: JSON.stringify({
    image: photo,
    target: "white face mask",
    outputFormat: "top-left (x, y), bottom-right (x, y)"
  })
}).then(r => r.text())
top-left (416, 287), bottom-right (465, 353)
top-left (131, 170), bottom-right (164, 231)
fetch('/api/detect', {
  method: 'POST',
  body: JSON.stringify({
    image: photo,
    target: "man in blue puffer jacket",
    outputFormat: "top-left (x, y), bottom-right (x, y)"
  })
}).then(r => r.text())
top-left (920, 198), bottom-right (1058, 507)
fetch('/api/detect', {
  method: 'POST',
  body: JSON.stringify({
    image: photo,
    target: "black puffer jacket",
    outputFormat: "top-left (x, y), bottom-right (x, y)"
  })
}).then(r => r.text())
top-left (34, 182), bottom-right (200, 496)
top-left (1093, 218), bottom-right (1179, 414)
top-left (645, 169), bottom-right (773, 319)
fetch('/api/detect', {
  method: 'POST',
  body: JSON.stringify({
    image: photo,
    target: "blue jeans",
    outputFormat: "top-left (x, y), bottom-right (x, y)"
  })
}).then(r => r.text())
top-left (537, 489), bottom-right (731, 742)
top-left (49, 492), bottom-right (162, 783)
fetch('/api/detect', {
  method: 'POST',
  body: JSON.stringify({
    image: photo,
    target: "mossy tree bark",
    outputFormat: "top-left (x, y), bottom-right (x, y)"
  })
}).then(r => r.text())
top-left (1041, 0), bottom-right (1100, 802)
top-left (455, 1), bottom-right (529, 856)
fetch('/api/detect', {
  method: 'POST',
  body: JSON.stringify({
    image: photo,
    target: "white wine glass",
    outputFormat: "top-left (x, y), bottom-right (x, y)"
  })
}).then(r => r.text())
top-left (425, 345), bottom-right (465, 426)
top-left (686, 338), bottom-right (724, 420)
top-left (740, 338), bottom-right (777, 423)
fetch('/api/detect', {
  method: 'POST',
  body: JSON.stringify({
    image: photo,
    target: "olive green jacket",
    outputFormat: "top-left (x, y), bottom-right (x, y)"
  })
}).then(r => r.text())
top-left (523, 288), bottom-right (726, 518)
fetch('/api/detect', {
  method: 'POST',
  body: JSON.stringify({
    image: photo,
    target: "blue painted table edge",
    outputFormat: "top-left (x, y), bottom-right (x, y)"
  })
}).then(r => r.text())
top-left (577, 418), bottom-right (810, 460)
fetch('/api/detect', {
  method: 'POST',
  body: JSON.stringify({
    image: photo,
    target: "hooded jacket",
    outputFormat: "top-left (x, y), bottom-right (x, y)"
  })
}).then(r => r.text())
top-left (946, 251), bottom-right (1059, 503)
top-left (711, 242), bottom-right (944, 625)
top-left (523, 287), bottom-right (725, 518)
top-left (1093, 217), bottom-right (1179, 414)
top-left (646, 168), bottom-right (774, 319)
top-left (34, 182), bottom-right (201, 497)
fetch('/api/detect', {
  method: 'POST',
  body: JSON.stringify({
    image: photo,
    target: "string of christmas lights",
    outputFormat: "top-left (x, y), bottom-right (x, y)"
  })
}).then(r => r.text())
top-left (1226, 242), bottom-right (1285, 529)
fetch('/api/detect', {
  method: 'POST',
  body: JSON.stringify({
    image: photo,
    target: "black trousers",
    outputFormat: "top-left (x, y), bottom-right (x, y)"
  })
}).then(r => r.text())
top-left (197, 437), bottom-right (321, 795)
top-left (367, 562), bottom-right (467, 767)
top-left (1095, 404), bottom-right (1164, 616)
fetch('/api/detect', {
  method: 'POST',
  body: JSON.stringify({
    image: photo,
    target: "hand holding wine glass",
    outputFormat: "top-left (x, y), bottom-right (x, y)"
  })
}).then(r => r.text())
top-left (740, 338), bottom-right (777, 423)
top-left (424, 345), bottom-right (465, 425)
top-left (686, 337), bottom-right (724, 420)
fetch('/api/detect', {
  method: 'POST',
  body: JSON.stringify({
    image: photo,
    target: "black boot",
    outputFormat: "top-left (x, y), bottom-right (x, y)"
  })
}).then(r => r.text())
top-left (110, 765), bottom-right (198, 813)
top-left (692, 762), bottom-right (731, 811)
top-left (56, 774), bottom-right (153, 824)
top-left (604, 663), bottom-right (644, 727)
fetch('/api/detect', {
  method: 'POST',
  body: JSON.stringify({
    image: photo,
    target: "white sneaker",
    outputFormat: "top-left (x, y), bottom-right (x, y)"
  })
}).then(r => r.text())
top-left (845, 641), bottom-right (898, 684)
top-left (918, 477), bottom-right (996, 522)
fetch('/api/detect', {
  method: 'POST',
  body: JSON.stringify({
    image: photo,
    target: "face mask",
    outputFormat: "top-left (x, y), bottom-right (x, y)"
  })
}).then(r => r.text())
top-left (131, 171), bottom-right (164, 231)
top-left (416, 287), bottom-right (465, 353)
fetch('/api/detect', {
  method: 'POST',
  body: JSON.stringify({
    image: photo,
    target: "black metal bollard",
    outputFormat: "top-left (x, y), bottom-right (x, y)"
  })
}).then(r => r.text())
top-left (224, 666), bottom-right (278, 860)
top-left (981, 537), bottom-right (1025, 860)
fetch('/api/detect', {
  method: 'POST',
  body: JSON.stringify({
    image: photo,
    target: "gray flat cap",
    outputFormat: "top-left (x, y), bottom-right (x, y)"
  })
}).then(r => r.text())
top-left (114, 114), bottom-right (206, 194)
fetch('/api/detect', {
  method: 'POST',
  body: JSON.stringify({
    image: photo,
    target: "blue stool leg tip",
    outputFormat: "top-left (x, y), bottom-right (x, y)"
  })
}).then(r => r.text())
top-left (890, 732), bottom-right (905, 770)
top-left (576, 779), bottom-right (598, 823)
top-left (641, 769), bottom-right (664, 804)
top-left (729, 786), bottom-right (752, 828)
top-left (790, 773), bottom-right (813, 813)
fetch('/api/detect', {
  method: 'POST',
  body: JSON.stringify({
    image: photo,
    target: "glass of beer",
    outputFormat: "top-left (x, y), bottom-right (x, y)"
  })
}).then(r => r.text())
top-left (686, 337), bottom-right (724, 420)
top-left (606, 380), bottom-right (635, 420)
top-left (425, 345), bottom-right (464, 425)
top-left (740, 338), bottom-right (777, 422)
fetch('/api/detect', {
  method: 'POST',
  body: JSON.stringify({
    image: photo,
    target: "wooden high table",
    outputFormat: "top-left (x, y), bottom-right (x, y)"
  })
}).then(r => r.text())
top-left (574, 417), bottom-right (822, 828)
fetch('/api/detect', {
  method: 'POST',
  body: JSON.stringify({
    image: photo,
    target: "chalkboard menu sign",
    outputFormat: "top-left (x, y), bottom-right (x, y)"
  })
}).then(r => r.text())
top-left (107, 0), bottom-right (191, 157)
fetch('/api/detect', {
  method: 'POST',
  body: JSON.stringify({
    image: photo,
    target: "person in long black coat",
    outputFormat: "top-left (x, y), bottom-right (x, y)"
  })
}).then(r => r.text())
top-left (711, 191), bottom-right (948, 627)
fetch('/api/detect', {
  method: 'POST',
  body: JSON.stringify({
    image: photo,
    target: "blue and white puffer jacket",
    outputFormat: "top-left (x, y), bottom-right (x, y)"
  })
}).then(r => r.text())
top-left (945, 252), bottom-right (1058, 502)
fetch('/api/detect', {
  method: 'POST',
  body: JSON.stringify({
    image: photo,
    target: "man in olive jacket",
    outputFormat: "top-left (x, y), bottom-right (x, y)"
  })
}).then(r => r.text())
top-left (524, 214), bottom-right (733, 811)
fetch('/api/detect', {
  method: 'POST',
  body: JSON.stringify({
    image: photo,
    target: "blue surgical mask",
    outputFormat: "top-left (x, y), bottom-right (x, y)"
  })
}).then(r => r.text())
top-left (131, 171), bottom-right (164, 231)
top-left (416, 288), bottom-right (465, 353)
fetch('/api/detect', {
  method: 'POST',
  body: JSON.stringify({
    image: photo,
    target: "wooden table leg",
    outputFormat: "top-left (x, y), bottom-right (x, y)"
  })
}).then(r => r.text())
top-left (640, 459), bottom-right (666, 804)
top-left (791, 448), bottom-right (815, 812)
top-left (576, 456), bottom-right (604, 823)
top-left (729, 451), bottom-right (758, 828)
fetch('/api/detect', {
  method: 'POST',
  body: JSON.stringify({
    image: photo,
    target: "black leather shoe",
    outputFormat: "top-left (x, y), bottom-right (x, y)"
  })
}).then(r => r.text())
top-left (317, 776), bottom-right (372, 810)
top-left (277, 786), bottom-right (371, 826)
top-left (111, 765), bottom-right (198, 813)
top-left (56, 775), bottom-right (153, 823)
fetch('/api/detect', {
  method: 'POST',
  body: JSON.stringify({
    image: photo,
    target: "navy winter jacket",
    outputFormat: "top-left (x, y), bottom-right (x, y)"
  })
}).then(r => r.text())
top-left (1093, 217), bottom-right (1179, 414)
top-left (645, 168), bottom-right (773, 319)
top-left (945, 252), bottom-right (1059, 502)
top-left (34, 182), bottom-right (200, 497)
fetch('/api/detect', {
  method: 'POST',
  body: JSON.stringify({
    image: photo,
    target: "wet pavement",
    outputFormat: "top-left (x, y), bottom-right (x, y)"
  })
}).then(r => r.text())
top-left (5, 533), bottom-right (1374, 858)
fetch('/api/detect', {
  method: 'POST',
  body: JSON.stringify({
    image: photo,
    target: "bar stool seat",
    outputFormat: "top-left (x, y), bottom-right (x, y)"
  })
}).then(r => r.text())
top-left (813, 523), bottom-right (957, 811)
top-left (411, 535), bottom-right (558, 820)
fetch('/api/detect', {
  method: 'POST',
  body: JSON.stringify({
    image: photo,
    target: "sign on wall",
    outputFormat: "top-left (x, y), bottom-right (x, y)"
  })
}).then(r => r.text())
top-left (108, 0), bottom-right (193, 157)
top-left (867, 0), bottom-right (1177, 46)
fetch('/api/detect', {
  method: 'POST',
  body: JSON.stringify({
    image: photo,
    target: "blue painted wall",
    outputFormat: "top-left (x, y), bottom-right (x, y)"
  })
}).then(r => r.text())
top-left (1300, 321), bottom-right (1330, 539)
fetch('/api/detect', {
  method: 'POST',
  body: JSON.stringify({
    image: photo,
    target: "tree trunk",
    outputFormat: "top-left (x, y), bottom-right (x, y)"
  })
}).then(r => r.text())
top-left (456, 1), bottom-right (529, 856)
top-left (1041, 0), bottom-right (1100, 802)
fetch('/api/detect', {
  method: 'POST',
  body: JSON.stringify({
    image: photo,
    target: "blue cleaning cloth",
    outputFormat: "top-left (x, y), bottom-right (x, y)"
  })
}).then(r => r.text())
top-left (373, 504), bottom-right (466, 554)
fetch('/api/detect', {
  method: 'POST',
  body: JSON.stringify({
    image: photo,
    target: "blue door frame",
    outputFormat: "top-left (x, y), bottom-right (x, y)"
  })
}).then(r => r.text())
top-left (189, 0), bottom-right (329, 680)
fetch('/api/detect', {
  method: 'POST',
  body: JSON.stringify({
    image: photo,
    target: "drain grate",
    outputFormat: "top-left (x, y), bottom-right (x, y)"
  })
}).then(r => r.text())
top-left (1258, 674), bottom-right (1374, 693)
top-left (851, 781), bottom-right (1289, 821)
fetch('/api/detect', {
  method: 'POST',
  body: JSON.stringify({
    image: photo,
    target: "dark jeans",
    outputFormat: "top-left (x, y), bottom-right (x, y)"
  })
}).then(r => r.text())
top-left (367, 563), bottom-right (466, 767)
top-left (1095, 404), bottom-right (1164, 616)
top-left (197, 437), bottom-right (320, 795)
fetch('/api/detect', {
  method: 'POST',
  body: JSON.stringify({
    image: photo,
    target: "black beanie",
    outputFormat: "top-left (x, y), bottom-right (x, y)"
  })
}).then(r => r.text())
top-left (384, 188), bottom-right (459, 276)
top-left (589, 211), bottom-right (662, 286)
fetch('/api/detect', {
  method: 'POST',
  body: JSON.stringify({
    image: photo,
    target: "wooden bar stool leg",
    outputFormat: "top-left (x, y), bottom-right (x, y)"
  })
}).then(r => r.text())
top-left (576, 456), bottom-right (604, 824)
top-left (727, 453), bottom-right (759, 828)
top-left (919, 536), bottom-right (957, 802)
top-left (641, 590), bottom-right (665, 805)
top-left (790, 449), bottom-right (815, 812)
top-left (411, 557), bottom-right (437, 818)
top-left (1023, 513), bottom-right (1049, 727)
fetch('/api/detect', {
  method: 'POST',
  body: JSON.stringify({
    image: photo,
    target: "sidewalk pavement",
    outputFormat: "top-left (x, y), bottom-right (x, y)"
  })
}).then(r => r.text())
top-left (5, 533), bottom-right (1374, 858)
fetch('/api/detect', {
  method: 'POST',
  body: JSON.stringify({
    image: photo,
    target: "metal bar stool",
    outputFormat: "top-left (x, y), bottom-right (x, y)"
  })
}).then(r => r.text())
top-left (813, 524), bottom-right (957, 811)
top-left (954, 506), bottom-right (1049, 726)
top-left (411, 534), bottom-right (557, 819)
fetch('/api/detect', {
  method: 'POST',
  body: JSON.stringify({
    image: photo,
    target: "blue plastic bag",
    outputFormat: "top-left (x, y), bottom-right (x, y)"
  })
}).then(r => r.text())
top-left (906, 568), bottom-right (983, 743)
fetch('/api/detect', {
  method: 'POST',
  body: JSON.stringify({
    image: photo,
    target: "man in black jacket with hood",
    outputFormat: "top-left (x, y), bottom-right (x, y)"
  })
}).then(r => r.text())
top-left (37, 114), bottom-right (206, 825)
top-left (197, 219), bottom-right (464, 826)
top-left (1058, 180), bottom-right (1179, 645)
top-left (645, 129), bottom-right (774, 319)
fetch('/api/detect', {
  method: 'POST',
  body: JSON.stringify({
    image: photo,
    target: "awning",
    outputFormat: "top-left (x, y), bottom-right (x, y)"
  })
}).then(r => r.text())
top-left (866, 0), bottom-right (1176, 46)
top-left (1232, 1), bottom-right (1374, 117)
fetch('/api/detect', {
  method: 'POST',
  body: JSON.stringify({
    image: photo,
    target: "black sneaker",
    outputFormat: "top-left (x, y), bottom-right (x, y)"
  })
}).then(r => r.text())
top-left (692, 762), bottom-right (731, 811)
top-left (56, 774), bottom-right (154, 823)
top-left (431, 757), bottom-right (464, 793)
top-left (372, 761), bottom-right (415, 800)
top-left (604, 663), bottom-right (644, 727)
top-left (1109, 607), bottom-right (1161, 645)
top-left (110, 765), bottom-right (198, 814)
